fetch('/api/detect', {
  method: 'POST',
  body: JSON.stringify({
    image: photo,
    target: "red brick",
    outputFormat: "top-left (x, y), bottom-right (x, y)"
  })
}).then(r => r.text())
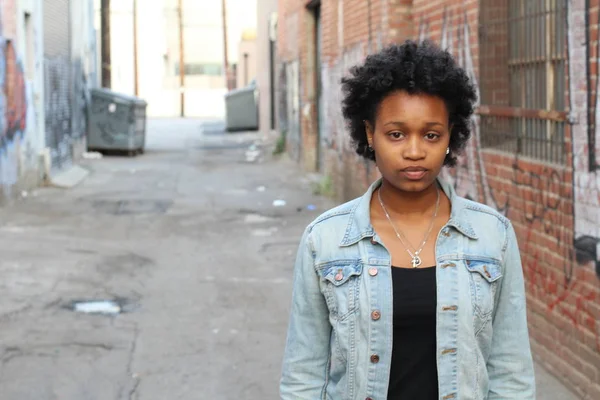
top-left (278, 0), bottom-right (599, 395)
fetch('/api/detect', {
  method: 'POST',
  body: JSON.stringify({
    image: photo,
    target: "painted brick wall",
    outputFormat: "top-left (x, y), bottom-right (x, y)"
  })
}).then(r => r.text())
top-left (0, 0), bottom-right (43, 202)
top-left (277, 0), bottom-right (600, 397)
top-left (570, 0), bottom-right (600, 396)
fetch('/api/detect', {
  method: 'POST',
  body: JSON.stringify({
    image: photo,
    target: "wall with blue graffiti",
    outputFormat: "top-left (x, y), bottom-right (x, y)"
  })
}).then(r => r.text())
top-left (0, 0), bottom-right (96, 201)
top-left (0, 0), bottom-right (45, 201)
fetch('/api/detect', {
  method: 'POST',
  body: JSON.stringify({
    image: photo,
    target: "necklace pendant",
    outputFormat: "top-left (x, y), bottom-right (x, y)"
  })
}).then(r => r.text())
top-left (411, 256), bottom-right (422, 268)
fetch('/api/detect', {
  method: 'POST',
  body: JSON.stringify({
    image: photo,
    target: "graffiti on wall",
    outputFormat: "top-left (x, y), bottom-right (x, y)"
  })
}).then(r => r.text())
top-left (1, 41), bottom-right (26, 144)
top-left (71, 59), bottom-right (89, 139)
top-left (43, 55), bottom-right (89, 170)
top-left (278, 60), bottom-right (302, 163)
top-left (574, 0), bottom-right (600, 279)
top-left (569, 0), bottom-right (600, 349)
top-left (419, 3), bottom-right (599, 350)
top-left (320, 44), bottom-right (365, 161)
top-left (44, 56), bottom-right (71, 169)
top-left (0, 4), bottom-right (30, 194)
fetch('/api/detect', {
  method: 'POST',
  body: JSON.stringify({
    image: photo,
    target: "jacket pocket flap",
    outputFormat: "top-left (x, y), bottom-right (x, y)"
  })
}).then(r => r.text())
top-left (320, 263), bottom-right (363, 286)
top-left (466, 260), bottom-right (502, 283)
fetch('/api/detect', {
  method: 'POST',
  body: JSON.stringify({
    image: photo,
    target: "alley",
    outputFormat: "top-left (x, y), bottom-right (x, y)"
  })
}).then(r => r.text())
top-left (0, 119), bottom-right (329, 399)
top-left (0, 119), bottom-right (579, 399)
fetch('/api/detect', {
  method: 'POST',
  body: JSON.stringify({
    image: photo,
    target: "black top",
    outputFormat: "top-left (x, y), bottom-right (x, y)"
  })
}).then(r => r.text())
top-left (387, 266), bottom-right (439, 400)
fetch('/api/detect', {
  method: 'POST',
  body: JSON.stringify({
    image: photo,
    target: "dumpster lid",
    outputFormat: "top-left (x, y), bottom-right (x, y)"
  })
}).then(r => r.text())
top-left (224, 80), bottom-right (256, 98)
top-left (91, 87), bottom-right (147, 105)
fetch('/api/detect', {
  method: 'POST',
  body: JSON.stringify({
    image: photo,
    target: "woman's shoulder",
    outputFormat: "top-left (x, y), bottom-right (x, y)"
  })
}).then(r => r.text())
top-left (455, 195), bottom-right (511, 229)
top-left (305, 197), bottom-right (362, 234)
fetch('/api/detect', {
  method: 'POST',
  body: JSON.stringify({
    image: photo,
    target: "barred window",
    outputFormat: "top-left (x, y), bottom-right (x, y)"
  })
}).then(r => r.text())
top-left (478, 0), bottom-right (568, 164)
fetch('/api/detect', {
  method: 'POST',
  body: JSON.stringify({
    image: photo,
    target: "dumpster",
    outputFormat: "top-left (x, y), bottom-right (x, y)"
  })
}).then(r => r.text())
top-left (87, 88), bottom-right (148, 154)
top-left (224, 80), bottom-right (259, 131)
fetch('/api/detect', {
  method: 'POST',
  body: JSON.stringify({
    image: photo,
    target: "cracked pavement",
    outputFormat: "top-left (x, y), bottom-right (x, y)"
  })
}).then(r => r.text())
top-left (0, 119), bottom-right (579, 399)
top-left (0, 119), bottom-right (329, 399)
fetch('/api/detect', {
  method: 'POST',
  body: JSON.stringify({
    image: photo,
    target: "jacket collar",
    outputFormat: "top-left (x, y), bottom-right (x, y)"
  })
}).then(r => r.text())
top-left (339, 177), bottom-right (478, 247)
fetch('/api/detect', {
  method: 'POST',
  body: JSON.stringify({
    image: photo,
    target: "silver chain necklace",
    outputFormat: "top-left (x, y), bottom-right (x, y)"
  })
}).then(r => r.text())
top-left (377, 185), bottom-right (440, 268)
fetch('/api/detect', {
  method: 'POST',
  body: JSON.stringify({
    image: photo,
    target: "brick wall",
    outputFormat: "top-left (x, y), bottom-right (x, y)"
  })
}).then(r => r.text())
top-left (570, 0), bottom-right (600, 395)
top-left (277, 0), bottom-right (600, 397)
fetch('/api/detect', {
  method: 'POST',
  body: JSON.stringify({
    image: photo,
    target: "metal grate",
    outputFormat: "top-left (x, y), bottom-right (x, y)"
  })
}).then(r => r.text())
top-left (478, 0), bottom-right (568, 164)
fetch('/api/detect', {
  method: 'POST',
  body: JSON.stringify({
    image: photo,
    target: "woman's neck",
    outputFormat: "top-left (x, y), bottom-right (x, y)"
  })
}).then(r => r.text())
top-left (378, 179), bottom-right (440, 217)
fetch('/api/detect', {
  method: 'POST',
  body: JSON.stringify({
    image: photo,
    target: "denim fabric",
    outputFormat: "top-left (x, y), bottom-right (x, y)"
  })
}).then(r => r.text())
top-left (280, 178), bottom-right (535, 400)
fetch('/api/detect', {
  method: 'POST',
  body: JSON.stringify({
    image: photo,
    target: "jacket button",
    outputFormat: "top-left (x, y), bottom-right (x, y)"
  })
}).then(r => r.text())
top-left (366, 398), bottom-right (374, 400)
top-left (371, 310), bottom-right (381, 320)
top-left (442, 230), bottom-right (451, 237)
top-left (370, 354), bottom-right (380, 363)
top-left (368, 267), bottom-right (378, 276)
top-left (370, 238), bottom-right (377, 244)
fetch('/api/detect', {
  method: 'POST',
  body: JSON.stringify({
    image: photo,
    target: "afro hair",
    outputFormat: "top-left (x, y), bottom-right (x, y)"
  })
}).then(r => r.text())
top-left (341, 40), bottom-right (477, 167)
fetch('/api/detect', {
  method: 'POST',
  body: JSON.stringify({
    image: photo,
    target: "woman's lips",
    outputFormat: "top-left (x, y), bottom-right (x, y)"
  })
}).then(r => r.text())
top-left (400, 168), bottom-right (427, 180)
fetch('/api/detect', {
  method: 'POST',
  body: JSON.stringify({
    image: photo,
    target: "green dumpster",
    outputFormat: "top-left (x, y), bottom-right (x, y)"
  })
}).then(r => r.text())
top-left (87, 88), bottom-right (148, 154)
top-left (224, 80), bottom-right (259, 131)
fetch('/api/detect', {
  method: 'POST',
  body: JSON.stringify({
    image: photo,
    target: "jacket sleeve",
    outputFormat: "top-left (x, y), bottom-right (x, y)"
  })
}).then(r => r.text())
top-left (280, 227), bottom-right (331, 399)
top-left (487, 221), bottom-right (536, 399)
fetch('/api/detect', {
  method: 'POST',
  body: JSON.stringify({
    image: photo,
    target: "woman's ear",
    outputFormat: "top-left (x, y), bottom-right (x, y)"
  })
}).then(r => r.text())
top-left (364, 120), bottom-right (374, 147)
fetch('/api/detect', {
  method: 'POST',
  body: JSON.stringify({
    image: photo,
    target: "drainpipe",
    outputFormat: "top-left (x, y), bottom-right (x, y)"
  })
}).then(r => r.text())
top-left (585, 0), bottom-right (595, 171)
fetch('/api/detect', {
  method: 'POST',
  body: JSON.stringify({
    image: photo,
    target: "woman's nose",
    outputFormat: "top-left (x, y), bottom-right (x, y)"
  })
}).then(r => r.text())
top-left (403, 136), bottom-right (425, 160)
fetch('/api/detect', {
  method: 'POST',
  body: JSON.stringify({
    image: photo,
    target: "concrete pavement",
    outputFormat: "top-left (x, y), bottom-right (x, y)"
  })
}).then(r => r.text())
top-left (0, 118), bottom-right (579, 399)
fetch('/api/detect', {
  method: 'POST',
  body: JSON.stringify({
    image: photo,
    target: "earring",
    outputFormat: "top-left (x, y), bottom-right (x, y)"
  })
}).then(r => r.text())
top-left (446, 147), bottom-right (450, 155)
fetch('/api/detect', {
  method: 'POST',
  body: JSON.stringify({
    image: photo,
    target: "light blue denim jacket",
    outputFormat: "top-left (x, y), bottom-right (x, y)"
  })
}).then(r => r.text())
top-left (280, 178), bottom-right (535, 400)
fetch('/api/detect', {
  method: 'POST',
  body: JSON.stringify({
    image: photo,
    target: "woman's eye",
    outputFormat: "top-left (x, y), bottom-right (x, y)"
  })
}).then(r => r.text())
top-left (425, 132), bottom-right (440, 140)
top-left (389, 132), bottom-right (404, 139)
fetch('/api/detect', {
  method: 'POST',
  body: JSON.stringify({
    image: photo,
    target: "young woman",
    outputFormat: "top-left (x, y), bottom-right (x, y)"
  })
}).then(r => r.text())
top-left (280, 40), bottom-right (535, 400)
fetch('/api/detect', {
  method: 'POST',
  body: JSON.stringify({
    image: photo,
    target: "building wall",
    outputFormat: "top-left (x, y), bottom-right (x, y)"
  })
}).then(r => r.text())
top-left (43, 0), bottom-right (71, 170)
top-left (570, 0), bottom-right (600, 395)
top-left (103, 0), bottom-right (227, 118)
top-left (18, 0), bottom-right (46, 160)
top-left (43, 0), bottom-right (95, 171)
top-left (0, 0), bottom-right (44, 202)
top-left (101, 0), bottom-right (259, 119)
top-left (70, 0), bottom-right (96, 157)
top-left (236, 37), bottom-right (257, 88)
top-left (256, 0), bottom-right (278, 138)
top-left (276, 0), bottom-right (600, 397)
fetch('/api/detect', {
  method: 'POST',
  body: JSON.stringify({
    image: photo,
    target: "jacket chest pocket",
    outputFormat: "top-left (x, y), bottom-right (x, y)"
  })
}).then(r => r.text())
top-left (318, 262), bottom-right (363, 321)
top-left (465, 259), bottom-right (502, 320)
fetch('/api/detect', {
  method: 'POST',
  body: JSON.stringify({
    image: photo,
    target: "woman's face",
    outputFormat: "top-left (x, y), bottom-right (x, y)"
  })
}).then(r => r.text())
top-left (366, 90), bottom-right (451, 193)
